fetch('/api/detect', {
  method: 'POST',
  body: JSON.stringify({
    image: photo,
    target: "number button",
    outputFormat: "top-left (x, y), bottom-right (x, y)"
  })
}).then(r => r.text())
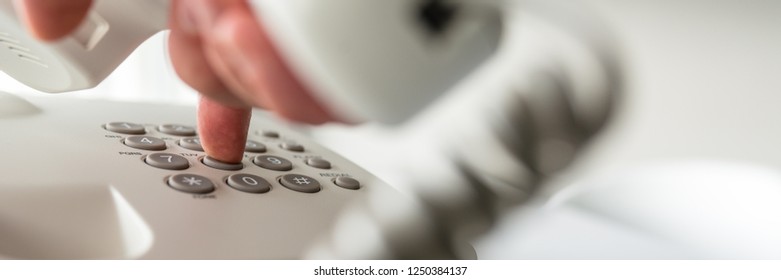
top-left (253, 155), bottom-right (293, 171)
top-left (226, 174), bottom-right (271, 193)
top-left (124, 136), bottom-right (166, 150)
top-left (280, 142), bottom-right (305, 152)
top-left (158, 124), bottom-right (196, 136)
top-left (201, 155), bottom-right (243, 171)
top-left (105, 122), bottom-right (146, 134)
top-left (179, 137), bottom-right (204, 151)
top-left (245, 140), bottom-right (266, 153)
top-left (145, 153), bottom-right (190, 170)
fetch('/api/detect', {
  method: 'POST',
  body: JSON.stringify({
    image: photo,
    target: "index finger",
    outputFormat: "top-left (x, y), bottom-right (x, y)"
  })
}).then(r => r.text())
top-left (197, 97), bottom-right (251, 164)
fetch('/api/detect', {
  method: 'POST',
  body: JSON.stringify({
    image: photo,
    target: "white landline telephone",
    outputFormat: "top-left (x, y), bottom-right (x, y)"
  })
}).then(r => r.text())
top-left (0, 0), bottom-right (620, 259)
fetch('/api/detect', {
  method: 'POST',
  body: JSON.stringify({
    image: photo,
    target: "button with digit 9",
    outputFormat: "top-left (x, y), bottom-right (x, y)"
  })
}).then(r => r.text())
top-left (253, 155), bottom-right (293, 171)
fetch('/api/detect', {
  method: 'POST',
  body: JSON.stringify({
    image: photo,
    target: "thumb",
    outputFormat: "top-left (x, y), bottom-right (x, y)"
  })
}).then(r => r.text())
top-left (14, 0), bottom-right (93, 41)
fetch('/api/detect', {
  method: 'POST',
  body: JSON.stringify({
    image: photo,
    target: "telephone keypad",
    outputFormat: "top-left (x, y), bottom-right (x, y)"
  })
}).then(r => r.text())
top-left (107, 122), bottom-right (360, 196)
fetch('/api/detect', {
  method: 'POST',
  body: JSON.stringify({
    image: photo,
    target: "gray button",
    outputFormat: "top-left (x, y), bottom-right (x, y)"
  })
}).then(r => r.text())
top-left (179, 137), bottom-right (204, 151)
top-left (279, 174), bottom-right (320, 193)
top-left (280, 142), bottom-right (305, 152)
top-left (245, 140), bottom-right (266, 153)
top-left (168, 174), bottom-right (214, 194)
top-left (124, 136), bottom-right (166, 150)
top-left (259, 130), bottom-right (279, 138)
top-left (145, 153), bottom-right (190, 170)
top-left (253, 155), bottom-right (293, 171)
top-left (158, 124), bottom-right (196, 136)
top-left (202, 156), bottom-right (243, 170)
top-left (334, 176), bottom-right (360, 190)
top-left (305, 158), bottom-right (331, 169)
top-left (227, 174), bottom-right (271, 193)
top-left (105, 122), bottom-right (145, 134)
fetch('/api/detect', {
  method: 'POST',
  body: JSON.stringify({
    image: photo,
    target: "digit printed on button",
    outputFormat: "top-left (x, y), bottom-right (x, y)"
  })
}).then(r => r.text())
top-left (124, 135), bottom-right (166, 151)
top-left (253, 155), bottom-right (293, 171)
top-left (145, 153), bottom-right (189, 170)
top-left (226, 174), bottom-right (271, 193)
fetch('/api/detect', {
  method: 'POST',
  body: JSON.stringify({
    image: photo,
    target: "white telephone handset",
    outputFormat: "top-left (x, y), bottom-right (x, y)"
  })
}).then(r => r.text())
top-left (0, 0), bottom-right (167, 92)
top-left (250, 0), bottom-right (502, 123)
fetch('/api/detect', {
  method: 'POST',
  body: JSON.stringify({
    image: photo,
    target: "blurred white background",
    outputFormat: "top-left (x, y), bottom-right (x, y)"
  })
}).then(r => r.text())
top-left (475, 0), bottom-right (781, 259)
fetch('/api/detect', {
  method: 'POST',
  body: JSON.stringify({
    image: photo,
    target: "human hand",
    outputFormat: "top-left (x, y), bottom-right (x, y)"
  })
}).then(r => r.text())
top-left (16, 0), bottom-right (340, 163)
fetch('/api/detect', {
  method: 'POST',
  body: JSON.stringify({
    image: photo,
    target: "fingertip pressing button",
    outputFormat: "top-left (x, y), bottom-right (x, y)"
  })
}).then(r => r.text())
top-left (168, 174), bottom-right (215, 194)
top-left (305, 158), bottom-right (331, 169)
top-left (202, 156), bottom-right (244, 171)
top-left (279, 174), bottom-right (320, 193)
top-left (333, 176), bottom-right (360, 190)
top-left (124, 136), bottom-right (166, 150)
top-left (158, 124), bottom-right (196, 136)
top-left (105, 122), bottom-right (145, 134)
top-left (226, 174), bottom-right (271, 193)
